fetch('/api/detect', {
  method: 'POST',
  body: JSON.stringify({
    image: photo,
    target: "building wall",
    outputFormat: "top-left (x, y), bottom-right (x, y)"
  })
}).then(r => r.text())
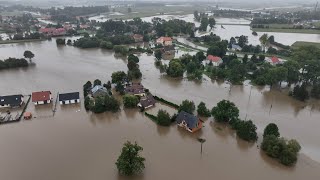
top-left (0, 104), bottom-right (10, 108)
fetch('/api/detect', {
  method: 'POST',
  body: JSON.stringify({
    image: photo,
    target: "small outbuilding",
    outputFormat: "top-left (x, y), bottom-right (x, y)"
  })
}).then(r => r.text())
top-left (23, 112), bottom-right (32, 120)
top-left (138, 94), bottom-right (156, 109)
top-left (59, 92), bottom-right (80, 105)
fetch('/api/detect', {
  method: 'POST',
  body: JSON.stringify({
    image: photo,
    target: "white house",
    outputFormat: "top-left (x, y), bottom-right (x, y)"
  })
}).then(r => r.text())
top-left (32, 91), bottom-right (52, 105)
top-left (156, 36), bottom-right (173, 46)
top-left (59, 92), bottom-right (80, 105)
top-left (0, 94), bottom-right (24, 108)
top-left (265, 56), bottom-right (281, 65)
top-left (205, 55), bottom-right (223, 66)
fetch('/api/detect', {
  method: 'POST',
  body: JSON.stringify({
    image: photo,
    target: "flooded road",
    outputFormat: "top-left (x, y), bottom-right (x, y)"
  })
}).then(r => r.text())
top-left (0, 40), bottom-right (320, 180)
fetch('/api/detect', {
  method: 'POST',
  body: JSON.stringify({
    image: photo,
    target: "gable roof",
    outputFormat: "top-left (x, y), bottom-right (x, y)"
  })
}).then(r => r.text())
top-left (91, 85), bottom-right (108, 96)
top-left (176, 111), bottom-right (199, 129)
top-left (32, 91), bottom-right (51, 102)
top-left (133, 34), bottom-right (143, 39)
top-left (59, 92), bottom-right (80, 101)
top-left (207, 55), bottom-right (222, 62)
top-left (139, 94), bottom-right (156, 108)
top-left (0, 95), bottom-right (23, 106)
top-left (271, 56), bottom-right (280, 64)
top-left (158, 36), bottom-right (172, 42)
top-left (125, 83), bottom-right (145, 95)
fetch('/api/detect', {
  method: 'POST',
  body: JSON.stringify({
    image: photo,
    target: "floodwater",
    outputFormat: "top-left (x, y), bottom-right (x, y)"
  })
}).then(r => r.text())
top-left (0, 40), bottom-right (320, 180)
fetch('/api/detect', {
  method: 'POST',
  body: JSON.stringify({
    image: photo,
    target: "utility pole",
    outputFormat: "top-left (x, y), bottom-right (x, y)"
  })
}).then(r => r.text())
top-left (198, 138), bottom-right (206, 155)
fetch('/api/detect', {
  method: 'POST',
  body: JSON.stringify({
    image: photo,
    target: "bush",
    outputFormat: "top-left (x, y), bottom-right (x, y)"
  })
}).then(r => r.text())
top-left (0, 58), bottom-right (29, 70)
top-left (211, 100), bottom-right (239, 123)
top-left (263, 123), bottom-right (280, 138)
top-left (56, 38), bottom-right (66, 45)
top-left (236, 120), bottom-right (258, 141)
top-left (157, 109), bottom-right (171, 126)
top-left (197, 102), bottom-right (211, 117)
top-left (123, 95), bottom-right (139, 108)
top-left (179, 100), bottom-right (195, 114)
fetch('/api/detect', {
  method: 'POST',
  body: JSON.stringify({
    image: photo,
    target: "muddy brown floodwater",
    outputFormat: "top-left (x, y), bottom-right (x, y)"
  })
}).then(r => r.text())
top-left (0, 40), bottom-right (320, 180)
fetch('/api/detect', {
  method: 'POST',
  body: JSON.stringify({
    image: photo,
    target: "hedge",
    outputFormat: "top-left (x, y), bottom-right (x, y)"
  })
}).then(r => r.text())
top-left (153, 96), bottom-right (180, 109)
top-left (145, 112), bottom-right (158, 123)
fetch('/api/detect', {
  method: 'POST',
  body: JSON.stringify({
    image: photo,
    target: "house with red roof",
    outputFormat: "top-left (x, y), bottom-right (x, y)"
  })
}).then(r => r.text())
top-left (156, 36), bottom-right (173, 46)
top-left (265, 56), bottom-right (281, 65)
top-left (133, 34), bottom-right (144, 43)
top-left (32, 91), bottom-right (52, 105)
top-left (39, 28), bottom-right (66, 37)
top-left (205, 55), bottom-right (223, 66)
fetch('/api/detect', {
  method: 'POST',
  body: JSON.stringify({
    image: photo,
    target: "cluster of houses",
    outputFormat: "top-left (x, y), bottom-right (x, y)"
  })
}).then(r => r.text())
top-left (204, 54), bottom-right (283, 67)
top-left (156, 36), bottom-right (176, 55)
top-left (0, 91), bottom-right (80, 109)
top-left (1, 85), bottom-right (203, 133)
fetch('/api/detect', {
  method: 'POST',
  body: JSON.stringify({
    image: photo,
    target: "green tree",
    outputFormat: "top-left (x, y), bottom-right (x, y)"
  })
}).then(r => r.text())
top-left (311, 83), bottom-right (320, 99)
top-left (197, 102), bottom-right (211, 117)
top-left (23, 50), bottom-right (34, 62)
top-left (242, 54), bottom-right (248, 64)
top-left (100, 41), bottom-right (113, 49)
top-left (157, 109), bottom-right (171, 126)
top-left (128, 54), bottom-right (139, 63)
top-left (155, 49), bottom-right (162, 61)
top-left (84, 96), bottom-right (93, 110)
top-left (166, 59), bottom-right (184, 77)
top-left (236, 120), bottom-right (258, 141)
top-left (93, 79), bottom-right (102, 86)
top-left (259, 33), bottom-right (269, 52)
top-left (179, 100), bottom-right (195, 114)
top-left (127, 60), bottom-right (138, 71)
top-left (211, 100), bottom-right (239, 123)
top-left (116, 141), bottom-right (145, 176)
top-left (208, 17), bottom-right (216, 29)
top-left (112, 71), bottom-right (127, 84)
top-left (283, 60), bottom-right (300, 86)
top-left (114, 45), bottom-right (129, 56)
top-left (123, 95), bottom-right (139, 108)
top-left (292, 84), bottom-right (309, 101)
top-left (263, 123), bottom-right (280, 138)
top-left (200, 17), bottom-right (209, 31)
top-left (83, 81), bottom-right (92, 97)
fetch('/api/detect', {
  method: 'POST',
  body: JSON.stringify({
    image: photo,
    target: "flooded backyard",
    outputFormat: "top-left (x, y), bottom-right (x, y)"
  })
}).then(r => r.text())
top-left (0, 40), bottom-right (320, 180)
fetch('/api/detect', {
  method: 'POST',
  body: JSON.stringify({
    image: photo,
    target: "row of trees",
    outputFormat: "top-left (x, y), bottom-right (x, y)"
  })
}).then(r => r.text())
top-left (212, 100), bottom-right (301, 165)
top-left (0, 57), bottom-right (29, 70)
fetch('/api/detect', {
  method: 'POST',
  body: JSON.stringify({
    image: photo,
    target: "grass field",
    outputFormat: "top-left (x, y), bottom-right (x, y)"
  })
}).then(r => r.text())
top-left (0, 39), bottom-right (45, 45)
top-left (291, 41), bottom-right (320, 49)
top-left (252, 28), bottom-right (320, 34)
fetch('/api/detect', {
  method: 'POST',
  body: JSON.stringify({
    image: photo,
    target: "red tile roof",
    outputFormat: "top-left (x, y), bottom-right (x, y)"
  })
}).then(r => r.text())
top-left (158, 36), bottom-right (172, 41)
top-left (207, 55), bottom-right (222, 62)
top-left (271, 56), bottom-right (280, 64)
top-left (32, 91), bottom-right (51, 102)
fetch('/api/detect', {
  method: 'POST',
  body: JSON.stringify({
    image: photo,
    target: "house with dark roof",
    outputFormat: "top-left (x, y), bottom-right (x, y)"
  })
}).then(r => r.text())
top-left (138, 94), bottom-right (156, 109)
top-left (59, 92), bottom-right (80, 105)
top-left (91, 85), bottom-right (109, 98)
top-left (32, 91), bottom-right (52, 105)
top-left (125, 83), bottom-right (145, 97)
top-left (0, 94), bottom-right (24, 108)
top-left (176, 111), bottom-right (203, 133)
top-left (163, 45), bottom-right (175, 55)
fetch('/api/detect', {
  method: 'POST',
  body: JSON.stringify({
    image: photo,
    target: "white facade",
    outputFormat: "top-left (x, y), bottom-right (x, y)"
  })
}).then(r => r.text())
top-left (34, 100), bottom-right (51, 105)
top-left (59, 99), bottom-right (80, 105)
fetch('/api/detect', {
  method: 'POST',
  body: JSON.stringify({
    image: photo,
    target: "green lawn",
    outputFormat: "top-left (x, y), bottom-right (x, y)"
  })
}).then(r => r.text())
top-left (291, 41), bottom-right (320, 49)
top-left (252, 28), bottom-right (320, 34)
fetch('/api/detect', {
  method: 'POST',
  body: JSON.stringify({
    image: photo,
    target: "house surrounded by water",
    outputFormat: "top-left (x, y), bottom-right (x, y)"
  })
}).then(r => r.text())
top-left (59, 92), bottom-right (80, 105)
top-left (176, 111), bottom-right (203, 133)
top-left (32, 91), bottom-right (52, 105)
top-left (0, 94), bottom-right (24, 108)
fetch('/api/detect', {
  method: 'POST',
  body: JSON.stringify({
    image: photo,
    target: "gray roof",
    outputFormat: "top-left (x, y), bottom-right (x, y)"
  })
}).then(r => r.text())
top-left (91, 85), bottom-right (108, 97)
top-left (59, 92), bottom-right (80, 101)
top-left (0, 94), bottom-right (23, 107)
top-left (176, 111), bottom-right (198, 129)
